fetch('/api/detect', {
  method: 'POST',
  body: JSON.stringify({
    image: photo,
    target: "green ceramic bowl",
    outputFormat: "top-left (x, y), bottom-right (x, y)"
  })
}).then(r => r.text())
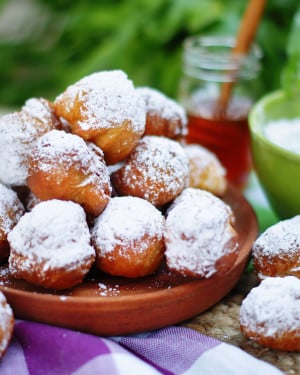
top-left (249, 90), bottom-right (300, 219)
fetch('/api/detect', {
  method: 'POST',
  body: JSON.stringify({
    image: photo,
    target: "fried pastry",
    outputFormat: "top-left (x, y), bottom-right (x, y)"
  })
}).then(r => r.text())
top-left (91, 196), bottom-right (165, 278)
top-left (111, 135), bottom-right (189, 207)
top-left (136, 86), bottom-right (187, 140)
top-left (8, 199), bottom-right (96, 290)
top-left (0, 183), bottom-right (25, 262)
top-left (0, 291), bottom-right (14, 359)
top-left (240, 276), bottom-right (300, 352)
top-left (54, 70), bottom-right (146, 165)
top-left (183, 143), bottom-right (227, 196)
top-left (252, 215), bottom-right (300, 279)
top-left (27, 129), bottom-right (111, 217)
top-left (0, 98), bottom-right (60, 187)
top-left (164, 188), bottom-right (238, 278)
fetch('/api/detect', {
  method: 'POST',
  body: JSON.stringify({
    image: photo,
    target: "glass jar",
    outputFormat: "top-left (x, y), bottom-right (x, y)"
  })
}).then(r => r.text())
top-left (178, 35), bottom-right (262, 189)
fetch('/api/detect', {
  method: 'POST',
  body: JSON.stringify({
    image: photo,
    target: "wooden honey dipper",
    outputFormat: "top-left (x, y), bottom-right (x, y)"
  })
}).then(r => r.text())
top-left (217, 0), bottom-right (266, 117)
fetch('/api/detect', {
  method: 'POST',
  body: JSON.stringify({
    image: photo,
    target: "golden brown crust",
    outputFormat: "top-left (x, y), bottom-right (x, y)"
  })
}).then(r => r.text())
top-left (253, 252), bottom-right (300, 279)
top-left (91, 196), bottom-right (166, 278)
top-left (252, 216), bottom-right (300, 279)
top-left (144, 113), bottom-right (185, 140)
top-left (164, 188), bottom-right (238, 278)
top-left (91, 120), bottom-right (143, 165)
top-left (27, 130), bottom-right (111, 217)
top-left (136, 87), bottom-right (187, 140)
top-left (22, 97), bottom-right (63, 131)
top-left (53, 70), bottom-right (146, 165)
top-left (0, 292), bottom-right (14, 360)
top-left (8, 200), bottom-right (96, 291)
top-left (184, 144), bottom-right (227, 196)
top-left (240, 325), bottom-right (300, 352)
top-left (111, 136), bottom-right (189, 207)
top-left (94, 234), bottom-right (165, 278)
top-left (0, 184), bottom-right (25, 263)
top-left (9, 251), bottom-right (95, 290)
top-left (239, 276), bottom-right (300, 352)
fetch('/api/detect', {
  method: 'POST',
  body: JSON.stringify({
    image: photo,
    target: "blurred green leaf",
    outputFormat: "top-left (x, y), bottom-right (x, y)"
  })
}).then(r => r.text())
top-left (0, 0), bottom-right (299, 107)
top-left (281, 6), bottom-right (300, 95)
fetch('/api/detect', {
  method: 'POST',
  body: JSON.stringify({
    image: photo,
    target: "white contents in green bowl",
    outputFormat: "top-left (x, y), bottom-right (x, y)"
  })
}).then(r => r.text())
top-left (264, 118), bottom-right (300, 154)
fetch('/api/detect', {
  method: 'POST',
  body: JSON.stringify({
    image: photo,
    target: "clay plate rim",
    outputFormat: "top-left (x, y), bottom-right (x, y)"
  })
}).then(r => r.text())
top-left (0, 184), bottom-right (258, 336)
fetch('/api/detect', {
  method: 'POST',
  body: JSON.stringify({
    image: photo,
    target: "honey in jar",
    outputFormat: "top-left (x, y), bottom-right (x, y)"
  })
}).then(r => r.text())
top-left (179, 35), bottom-right (262, 189)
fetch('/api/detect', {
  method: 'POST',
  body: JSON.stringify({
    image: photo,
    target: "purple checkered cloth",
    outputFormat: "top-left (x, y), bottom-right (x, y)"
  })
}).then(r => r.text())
top-left (0, 321), bottom-right (283, 374)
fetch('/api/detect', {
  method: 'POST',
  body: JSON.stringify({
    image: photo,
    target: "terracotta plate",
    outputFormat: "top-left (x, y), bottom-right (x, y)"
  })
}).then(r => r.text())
top-left (0, 185), bottom-right (258, 336)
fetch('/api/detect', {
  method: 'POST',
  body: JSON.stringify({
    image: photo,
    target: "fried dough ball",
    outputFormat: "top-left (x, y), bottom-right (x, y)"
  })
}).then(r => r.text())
top-left (0, 99), bottom-right (60, 187)
top-left (239, 276), bottom-right (300, 352)
top-left (111, 135), bottom-right (189, 207)
top-left (27, 129), bottom-right (111, 217)
top-left (0, 183), bottom-right (25, 262)
top-left (22, 97), bottom-right (62, 131)
top-left (8, 200), bottom-right (96, 290)
top-left (164, 188), bottom-right (239, 278)
top-left (183, 144), bottom-right (227, 196)
top-left (91, 196), bottom-right (165, 278)
top-left (136, 87), bottom-right (187, 140)
top-left (54, 70), bottom-right (146, 165)
top-left (0, 291), bottom-right (14, 359)
top-left (252, 216), bottom-right (300, 280)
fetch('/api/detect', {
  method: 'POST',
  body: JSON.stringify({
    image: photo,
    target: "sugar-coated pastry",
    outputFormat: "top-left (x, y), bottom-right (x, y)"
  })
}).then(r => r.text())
top-left (0, 101), bottom-right (59, 187)
top-left (54, 70), bottom-right (146, 165)
top-left (8, 200), bottom-right (96, 290)
top-left (91, 196), bottom-right (165, 278)
top-left (183, 144), bottom-right (227, 196)
top-left (0, 291), bottom-right (14, 359)
top-left (252, 216), bottom-right (300, 279)
top-left (136, 87), bottom-right (187, 140)
top-left (239, 276), bottom-right (300, 352)
top-left (164, 188), bottom-right (238, 278)
top-left (27, 129), bottom-right (111, 217)
top-left (0, 183), bottom-right (25, 262)
top-left (111, 135), bottom-right (189, 207)
top-left (22, 97), bottom-right (62, 131)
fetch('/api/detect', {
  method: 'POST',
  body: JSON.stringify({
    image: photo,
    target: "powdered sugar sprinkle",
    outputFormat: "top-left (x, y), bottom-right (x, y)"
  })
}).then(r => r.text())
top-left (8, 199), bottom-right (95, 271)
top-left (252, 215), bottom-right (300, 259)
top-left (55, 70), bottom-right (146, 134)
top-left (240, 276), bottom-right (300, 337)
top-left (164, 188), bottom-right (238, 278)
top-left (91, 196), bottom-right (165, 255)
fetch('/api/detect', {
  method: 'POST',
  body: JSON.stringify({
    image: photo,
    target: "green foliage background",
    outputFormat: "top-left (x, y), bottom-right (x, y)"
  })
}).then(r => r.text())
top-left (0, 0), bottom-right (299, 107)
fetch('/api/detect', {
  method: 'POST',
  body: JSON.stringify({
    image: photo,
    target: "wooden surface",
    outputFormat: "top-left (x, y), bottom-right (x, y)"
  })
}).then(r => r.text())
top-left (181, 269), bottom-right (300, 375)
top-left (0, 185), bottom-right (257, 336)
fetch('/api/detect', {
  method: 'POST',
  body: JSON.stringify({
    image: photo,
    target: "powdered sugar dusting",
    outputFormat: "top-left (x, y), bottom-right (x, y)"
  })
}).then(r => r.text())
top-left (240, 276), bottom-right (300, 337)
top-left (8, 199), bottom-right (95, 271)
top-left (31, 129), bottom-right (111, 190)
top-left (91, 196), bottom-right (165, 255)
top-left (184, 143), bottom-right (227, 194)
top-left (0, 111), bottom-right (52, 186)
top-left (0, 291), bottom-right (13, 355)
top-left (22, 97), bottom-right (61, 129)
top-left (164, 188), bottom-right (238, 278)
top-left (137, 86), bottom-right (187, 132)
top-left (97, 282), bottom-right (120, 296)
top-left (253, 215), bottom-right (300, 260)
top-left (55, 70), bottom-right (146, 134)
top-left (116, 136), bottom-right (189, 204)
top-left (0, 183), bottom-right (24, 233)
top-left (184, 144), bottom-right (225, 174)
